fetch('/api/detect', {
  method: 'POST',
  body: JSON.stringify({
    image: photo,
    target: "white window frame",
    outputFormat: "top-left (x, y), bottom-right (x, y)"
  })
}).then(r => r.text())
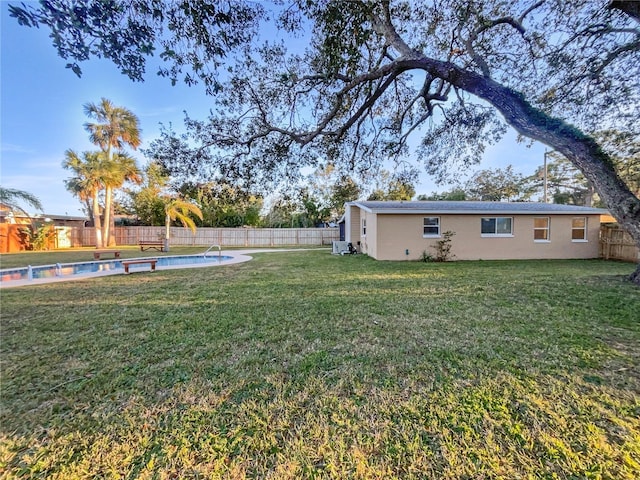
top-left (571, 217), bottom-right (588, 242)
top-left (533, 217), bottom-right (550, 242)
top-left (481, 217), bottom-right (513, 237)
top-left (423, 217), bottom-right (441, 237)
top-left (362, 218), bottom-right (367, 237)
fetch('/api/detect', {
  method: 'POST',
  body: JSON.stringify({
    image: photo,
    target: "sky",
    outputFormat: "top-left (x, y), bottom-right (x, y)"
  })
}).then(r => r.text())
top-left (0, 4), bottom-right (549, 217)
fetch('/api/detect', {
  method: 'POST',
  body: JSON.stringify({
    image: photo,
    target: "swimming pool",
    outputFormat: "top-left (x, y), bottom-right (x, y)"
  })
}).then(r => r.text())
top-left (0, 254), bottom-right (235, 285)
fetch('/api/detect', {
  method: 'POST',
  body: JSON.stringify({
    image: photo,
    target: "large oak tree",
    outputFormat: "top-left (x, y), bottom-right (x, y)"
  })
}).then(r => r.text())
top-left (10, 0), bottom-right (640, 282)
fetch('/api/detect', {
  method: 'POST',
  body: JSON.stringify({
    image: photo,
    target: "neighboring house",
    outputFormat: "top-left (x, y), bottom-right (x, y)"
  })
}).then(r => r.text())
top-left (0, 209), bottom-right (88, 252)
top-left (0, 208), bottom-right (88, 227)
top-left (342, 201), bottom-right (608, 261)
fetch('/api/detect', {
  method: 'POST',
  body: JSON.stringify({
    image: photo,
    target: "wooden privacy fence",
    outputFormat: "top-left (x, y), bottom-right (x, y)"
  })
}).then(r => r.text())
top-left (0, 224), bottom-right (24, 253)
top-left (600, 224), bottom-right (639, 263)
top-left (70, 226), bottom-right (339, 248)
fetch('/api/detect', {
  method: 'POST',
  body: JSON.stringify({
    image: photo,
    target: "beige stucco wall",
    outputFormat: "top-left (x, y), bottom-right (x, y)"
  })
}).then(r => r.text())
top-left (358, 210), bottom-right (378, 257)
top-left (346, 205), bottom-right (361, 246)
top-left (370, 213), bottom-right (601, 261)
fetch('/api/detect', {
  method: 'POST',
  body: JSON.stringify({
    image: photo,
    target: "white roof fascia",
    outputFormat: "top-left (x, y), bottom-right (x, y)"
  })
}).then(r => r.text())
top-left (352, 202), bottom-right (374, 213)
top-left (365, 208), bottom-right (607, 215)
top-left (351, 201), bottom-right (608, 216)
top-left (345, 206), bottom-right (351, 243)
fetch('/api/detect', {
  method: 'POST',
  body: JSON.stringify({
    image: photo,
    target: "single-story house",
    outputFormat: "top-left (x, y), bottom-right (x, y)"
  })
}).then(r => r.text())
top-left (0, 208), bottom-right (88, 227)
top-left (0, 209), bottom-right (89, 252)
top-left (342, 201), bottom-right (609, 261)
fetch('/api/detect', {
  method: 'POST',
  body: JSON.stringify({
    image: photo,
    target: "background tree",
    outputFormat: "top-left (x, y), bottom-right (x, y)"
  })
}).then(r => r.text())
top-left (128, 164), bottom-right (264, 227)
top-left (524, 131), bottom-right (640, 206)
top-left (62, 150), bottom-right (107, 247)
top-left (102, 151), bottom-right (142, 242)
top-left (594, 130), bottom-right (640, 197)
top-left (63, 174), bottom-right (94, 221)
top-left (524, 154), bottom-right (596, 206)
top-left (0, 186), bottom-right (43, 216)
top-left (465, 166), bottom-right (529, 202)
top-left (297, 187), bottom-right (331, 227)
top-left (143, 124), bottom-right (217, 188)
top-left (163, 197), bottom-right (203, 252)
top-left (367, 169), bottom-right (417, 201)
top-left (385, 177), bottom-right (416, 201)
top-left (417, 188), bottom-right (468, 201)
top-left (263, 197), bottom-right (292, 228)
top-left (10, 1), bottom-right (640, 282)
top-left (83, 98), bottom-right (142, 245)
top-left (179, 181), bottom-right (263, 227)
top-left (294, 163), bottom-right (361, 223)
top-left (329, 176), bottom-right (361, 218)
top-left (126, 161), bottom-right (168, 226)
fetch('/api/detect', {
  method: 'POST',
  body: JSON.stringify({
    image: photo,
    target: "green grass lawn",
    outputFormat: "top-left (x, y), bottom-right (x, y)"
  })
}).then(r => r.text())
top-left (1, 251), bottom-right (639, 479)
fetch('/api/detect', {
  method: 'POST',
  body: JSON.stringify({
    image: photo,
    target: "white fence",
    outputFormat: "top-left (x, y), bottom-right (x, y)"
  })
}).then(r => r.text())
top-left (70, 226), bottom-right (339, 248)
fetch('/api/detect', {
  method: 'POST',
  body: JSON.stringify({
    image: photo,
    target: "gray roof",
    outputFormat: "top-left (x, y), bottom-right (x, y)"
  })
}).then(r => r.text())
top-left (351, 201), bottom-right (609, 215)
top-left (0, 211), bottom-right (88, 221)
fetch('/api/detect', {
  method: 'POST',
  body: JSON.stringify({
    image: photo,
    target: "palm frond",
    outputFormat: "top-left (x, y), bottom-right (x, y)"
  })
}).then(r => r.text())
top-left (0, 186), bottom-right (43, 215)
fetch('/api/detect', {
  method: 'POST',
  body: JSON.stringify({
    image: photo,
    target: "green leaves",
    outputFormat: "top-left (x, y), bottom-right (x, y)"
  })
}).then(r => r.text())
top-left (10, 1), bottom-right (640, 250)
top-left (83, 97), bottom-right (141, 151)
top-left (0, 186), bottom-right (43, 215)
top-left (9, 0), bottom-right (261, 85)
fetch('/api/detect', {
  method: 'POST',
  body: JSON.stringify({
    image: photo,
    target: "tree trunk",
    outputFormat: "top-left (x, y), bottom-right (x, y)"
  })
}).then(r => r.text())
top-left (165, 213), bottom-right (171, 252)
top-left (103, 146), bottom-right (116, 247)
top-left (92, 193), bottom-right (103, 248)
top-left (83, 199), bottom-right (93, 225)
top-left (103, 186), bottom-right (113, 247)
top-left (109, 202), bottom-right (116, 246)
top-left (400, 56), bottom-right (640, 284)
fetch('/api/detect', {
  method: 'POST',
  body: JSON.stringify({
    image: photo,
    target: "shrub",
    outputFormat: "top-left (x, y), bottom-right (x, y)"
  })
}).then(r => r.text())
top-left (431, 230), bottom-right (456, 262)
top-left (420, 250), bottom-right (434, 262)
top-left (18, 223), bottom-right (56, 251)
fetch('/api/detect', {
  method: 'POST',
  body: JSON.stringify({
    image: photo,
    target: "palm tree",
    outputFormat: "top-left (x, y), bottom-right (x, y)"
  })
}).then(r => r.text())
top-left (101, 152), bottom-right (142, 245)
top-left (83, 98), bottom-right (141, 153)
top-left (0, 186), bottom-right (43, 217)
top-left (83, 98), bottom-right (141, 246)
top-left (163, 197), bottom-right (203, 252)
top-left (63, 150), bottom-right (107, 248)
top-left (63, 151), bottom-right (97, 224)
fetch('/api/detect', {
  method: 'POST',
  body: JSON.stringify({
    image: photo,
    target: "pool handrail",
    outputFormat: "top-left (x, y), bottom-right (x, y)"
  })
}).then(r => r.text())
top-left (204, 244), bottom-right (222, 259)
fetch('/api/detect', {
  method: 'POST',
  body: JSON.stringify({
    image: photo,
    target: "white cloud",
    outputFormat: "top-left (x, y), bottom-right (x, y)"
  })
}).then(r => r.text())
top-left (1, 143), bottom-right (35, 154)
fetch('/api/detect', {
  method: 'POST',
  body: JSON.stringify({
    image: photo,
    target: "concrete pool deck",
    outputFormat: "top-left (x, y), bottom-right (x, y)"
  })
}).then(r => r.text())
top-left (0, 248), bottom-right (327, 288)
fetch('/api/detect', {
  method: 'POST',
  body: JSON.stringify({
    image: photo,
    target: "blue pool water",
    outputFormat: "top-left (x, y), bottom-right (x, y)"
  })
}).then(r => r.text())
top-left (0, 255), bottom-right (233, 283)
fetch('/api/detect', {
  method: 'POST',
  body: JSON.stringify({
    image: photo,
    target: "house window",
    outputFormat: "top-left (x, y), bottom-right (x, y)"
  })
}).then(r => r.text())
top-left (572, 217), bottom-right (587, 241)
top-left (533, 217), bottom-right (550, 241)
top-left (423, 217), bottom-right (440, 237)
top-left (362, 218), bottom-right (367, 236)
top-left (481, 217), bottom-right (513, 236)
